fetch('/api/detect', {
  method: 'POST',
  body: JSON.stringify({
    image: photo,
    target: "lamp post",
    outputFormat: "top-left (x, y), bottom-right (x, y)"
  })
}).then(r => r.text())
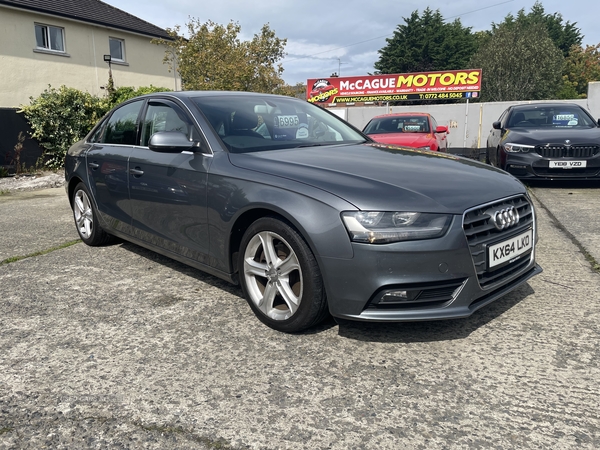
top-left (103, 54), bottom-right (112, 77)
top-left (103, 54), bottom-right (114, 95)
top-left (337, 58), bottom-right (347, 77)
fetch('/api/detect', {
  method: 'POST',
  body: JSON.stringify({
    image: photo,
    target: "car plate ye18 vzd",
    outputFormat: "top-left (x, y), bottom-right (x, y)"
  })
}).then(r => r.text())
top-left (549, 160), bottom-right (587, 169)
top-left (488, 228), bottom-right (533, 269)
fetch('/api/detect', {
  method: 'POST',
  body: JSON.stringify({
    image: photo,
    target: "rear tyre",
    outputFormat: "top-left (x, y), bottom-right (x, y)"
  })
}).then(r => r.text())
top-left (72, 182), bottom-right (112, 246)
top-left (238, 217), bottom-right (328, 333)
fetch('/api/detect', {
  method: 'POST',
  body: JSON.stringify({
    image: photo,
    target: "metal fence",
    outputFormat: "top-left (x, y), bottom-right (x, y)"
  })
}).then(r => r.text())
top-left (0, 108), bottom-right (42, 170)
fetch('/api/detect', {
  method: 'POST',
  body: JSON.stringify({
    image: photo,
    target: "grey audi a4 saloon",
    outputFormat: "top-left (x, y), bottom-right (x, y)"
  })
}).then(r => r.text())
top-left (65, 91), bottom-right (542, 332)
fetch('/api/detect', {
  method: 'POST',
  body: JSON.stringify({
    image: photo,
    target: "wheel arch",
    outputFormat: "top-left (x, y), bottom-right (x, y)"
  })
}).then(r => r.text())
top-left (67, 176), bottom-right (85, 206)
top-left (229, 207), bottom-right (314, 281)
top-left (497, 146), bottom-right (504, 168)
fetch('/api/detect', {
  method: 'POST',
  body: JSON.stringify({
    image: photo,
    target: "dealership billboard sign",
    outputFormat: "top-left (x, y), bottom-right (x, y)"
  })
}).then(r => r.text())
top-left (306, 69), bottom-right (482, 104)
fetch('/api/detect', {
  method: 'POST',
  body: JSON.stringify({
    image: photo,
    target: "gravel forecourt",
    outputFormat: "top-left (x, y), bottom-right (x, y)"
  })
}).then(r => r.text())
top-left (0, 175), bottom-right (599, 449)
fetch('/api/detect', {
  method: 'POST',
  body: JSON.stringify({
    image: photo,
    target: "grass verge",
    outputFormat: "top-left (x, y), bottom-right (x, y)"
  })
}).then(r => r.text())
top-left (0, 239), bottom-right (81, 266)
top-left (133, 422), bottom-right (234, 449)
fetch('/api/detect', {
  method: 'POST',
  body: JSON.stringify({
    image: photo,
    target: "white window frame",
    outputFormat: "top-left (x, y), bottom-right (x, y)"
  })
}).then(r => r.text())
top-left (34, 23), bottom-right (66, 53)
top-left (109, 37), bottom-right (126, 62)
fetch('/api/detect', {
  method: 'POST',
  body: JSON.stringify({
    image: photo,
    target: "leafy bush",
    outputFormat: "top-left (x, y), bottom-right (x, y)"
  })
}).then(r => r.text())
top-left (108, 85), bottom-right (170, 108)
top-left (20, 85), bottom-right (171, 169)
top-left (20, 86), bottom-right (108, 169)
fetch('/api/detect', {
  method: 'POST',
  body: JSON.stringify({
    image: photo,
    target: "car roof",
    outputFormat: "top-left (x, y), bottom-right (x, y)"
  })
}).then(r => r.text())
top-left (371, 113), bottom-right (431, 119)
top-left (511, 102), bottom-right (583, 111)
top-left (136, 91), bottom-right (300, 101)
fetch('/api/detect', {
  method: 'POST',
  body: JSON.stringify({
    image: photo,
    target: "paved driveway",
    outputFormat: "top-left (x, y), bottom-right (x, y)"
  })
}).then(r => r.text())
top-left (1, 186), bottom-right (599, 449)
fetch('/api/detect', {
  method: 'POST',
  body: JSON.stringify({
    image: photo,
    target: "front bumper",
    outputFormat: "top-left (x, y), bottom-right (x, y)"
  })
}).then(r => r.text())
top-left (319, 204), bottom-right (541, 322)
top-left (504, 152), bottom-right (600, 180)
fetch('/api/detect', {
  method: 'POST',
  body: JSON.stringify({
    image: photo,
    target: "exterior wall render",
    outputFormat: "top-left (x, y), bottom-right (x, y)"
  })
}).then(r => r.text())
top-left (0, 6), bottom-right (178, 107)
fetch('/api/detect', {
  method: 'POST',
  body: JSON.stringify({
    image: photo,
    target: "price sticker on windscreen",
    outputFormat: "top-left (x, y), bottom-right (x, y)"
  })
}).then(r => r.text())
top-left (553, 113), bottom-right (578, 126)
top-left (274, 115), bottom-right (299, 128)
top-left (273, 115), bottom-right (308, 140)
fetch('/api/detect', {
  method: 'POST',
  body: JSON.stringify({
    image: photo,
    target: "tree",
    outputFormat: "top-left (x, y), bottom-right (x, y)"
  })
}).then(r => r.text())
top-left (469, 22), bottom-right (563, 102)
top-left (557, 44), bottom-right (600, 98)
top-left (273, 82), bottom-right (307, 99)
top-left (493, 1), bottom-right (582, 57)
top-left (154, 19), bottom-right (288, 94)
top-left (374, 8), bottom-right (477, 74)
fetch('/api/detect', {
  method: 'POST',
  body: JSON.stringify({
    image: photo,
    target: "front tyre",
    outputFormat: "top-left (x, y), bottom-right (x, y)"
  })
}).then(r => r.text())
top-left (72, 182), bottom-right (112, 246)
top-left (239, 217), bottom-right (328, 332)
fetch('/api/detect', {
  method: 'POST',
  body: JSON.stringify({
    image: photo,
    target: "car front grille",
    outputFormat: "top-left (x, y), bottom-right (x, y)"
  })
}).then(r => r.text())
top-left (463, 195), bottom-right (534, 289)
top-left (535, 144), bottom-right (599, 158)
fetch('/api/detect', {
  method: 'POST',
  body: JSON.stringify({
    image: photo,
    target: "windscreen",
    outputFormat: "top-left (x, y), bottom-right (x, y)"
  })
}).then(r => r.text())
top-left (193, 95), bottom-right (367, 153)
top-left (507, 106), bottom-right (596, 128)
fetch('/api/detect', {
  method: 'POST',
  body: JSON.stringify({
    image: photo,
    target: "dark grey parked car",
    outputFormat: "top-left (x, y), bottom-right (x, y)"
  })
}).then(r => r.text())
top-left (487, 102), bottom-right (600, 179)
top-left (65, 91), bottom-right (542, 332)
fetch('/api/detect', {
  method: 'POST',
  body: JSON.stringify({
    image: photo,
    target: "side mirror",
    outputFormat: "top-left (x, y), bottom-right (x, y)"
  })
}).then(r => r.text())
top-left (148, 131), bottom-right (194, 152)
top-left (435, 126), bottom-right (448, 134)
top-left (492, 121), bottom-right (502, 130)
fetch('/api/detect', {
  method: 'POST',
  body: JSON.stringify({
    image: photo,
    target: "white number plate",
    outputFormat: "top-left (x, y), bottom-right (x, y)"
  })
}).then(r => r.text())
top-left (549, 160), bottom-right (586, 169)
top-left (488, 229), bottom-right (533, 269)
top-left (274, 115), bottom-right (299, 128)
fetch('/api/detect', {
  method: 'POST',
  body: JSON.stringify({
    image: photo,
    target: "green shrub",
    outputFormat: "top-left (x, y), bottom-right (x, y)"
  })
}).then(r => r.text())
top-left (108, 85), bottom-right (170, 108)
top-left (20, 85), bottom-right (171, 169)
top-left (20, 86), bottom-right (109, 169)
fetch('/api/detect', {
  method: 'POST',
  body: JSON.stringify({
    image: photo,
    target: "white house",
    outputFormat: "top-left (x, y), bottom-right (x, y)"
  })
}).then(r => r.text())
top-left (0, 0), bottom-right (179, 108)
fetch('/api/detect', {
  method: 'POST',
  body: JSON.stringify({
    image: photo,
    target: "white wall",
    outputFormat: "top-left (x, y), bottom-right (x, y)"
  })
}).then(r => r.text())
top-left (587, 82), bottom-right (600, 119)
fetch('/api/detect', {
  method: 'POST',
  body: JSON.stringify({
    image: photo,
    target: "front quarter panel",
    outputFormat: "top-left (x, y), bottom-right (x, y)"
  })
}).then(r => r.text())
top-left (206, 152), bottom-right (356, 274)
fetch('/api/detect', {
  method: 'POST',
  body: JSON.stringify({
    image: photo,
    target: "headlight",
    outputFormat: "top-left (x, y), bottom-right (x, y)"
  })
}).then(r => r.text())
top-left (341, 211), bottom-right (452, 244)
top-left (504, 143), bottom-right (535, 153)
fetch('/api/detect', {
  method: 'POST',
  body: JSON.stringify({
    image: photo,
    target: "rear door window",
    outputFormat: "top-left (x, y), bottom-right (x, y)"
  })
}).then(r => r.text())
top-left (102, 100), bottom-right (143, 145)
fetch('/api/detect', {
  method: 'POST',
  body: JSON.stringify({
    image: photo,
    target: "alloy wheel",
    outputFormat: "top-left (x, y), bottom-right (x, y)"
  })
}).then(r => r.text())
top-left (242, 231), bottom-right (303, 321)
top-left (74, 189), bottom-right (94, 239)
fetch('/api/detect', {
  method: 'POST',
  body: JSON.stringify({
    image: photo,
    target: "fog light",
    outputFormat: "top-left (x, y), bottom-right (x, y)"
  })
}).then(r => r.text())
top-left (380, 290), bottom-right (420, 304)
top-left (509, 165), bottom-right (527, 169)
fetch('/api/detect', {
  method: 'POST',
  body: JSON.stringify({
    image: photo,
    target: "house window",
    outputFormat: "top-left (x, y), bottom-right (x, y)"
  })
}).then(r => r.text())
top-left (109, 38), bottom-right (125, 61)
top-left (35, 24), bottom-right (65, 52)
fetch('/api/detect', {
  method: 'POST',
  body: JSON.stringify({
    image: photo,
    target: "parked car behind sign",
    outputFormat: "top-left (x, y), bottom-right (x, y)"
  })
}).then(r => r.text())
top-left (65, 91), bottom-right (541, 332)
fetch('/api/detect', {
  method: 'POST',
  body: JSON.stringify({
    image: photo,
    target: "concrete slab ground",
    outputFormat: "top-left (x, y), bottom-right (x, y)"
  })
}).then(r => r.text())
top-left (0, 186), bottom-right (599, 449)
top-left (0, 187), bottom-right (78, 261)
top-left (528, 180), bottom-right (600, 266)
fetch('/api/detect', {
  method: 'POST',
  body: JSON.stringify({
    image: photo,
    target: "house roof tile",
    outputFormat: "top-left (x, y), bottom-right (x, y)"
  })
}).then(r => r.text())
top-left (0, 0), bottom-right (172, 39)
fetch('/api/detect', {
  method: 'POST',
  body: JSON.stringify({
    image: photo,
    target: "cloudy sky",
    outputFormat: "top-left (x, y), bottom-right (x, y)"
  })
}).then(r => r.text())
top-left (104, 0), bottom-right (599, 85)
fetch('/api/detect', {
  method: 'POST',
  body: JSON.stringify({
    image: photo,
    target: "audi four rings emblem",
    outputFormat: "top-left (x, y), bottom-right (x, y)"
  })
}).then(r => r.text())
top-left (490, 206), bottom-right (520, 230)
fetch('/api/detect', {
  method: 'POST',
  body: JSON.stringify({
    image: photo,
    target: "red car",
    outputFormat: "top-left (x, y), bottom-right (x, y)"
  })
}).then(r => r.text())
top-left (363, 113), bottom-right (449, 151)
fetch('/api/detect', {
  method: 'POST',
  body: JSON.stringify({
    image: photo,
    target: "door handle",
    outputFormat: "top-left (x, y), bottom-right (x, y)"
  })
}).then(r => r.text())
top-left (88, 162), bottom-right (99, 169)
top-left (129, 167), bottom-right (144, 176)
